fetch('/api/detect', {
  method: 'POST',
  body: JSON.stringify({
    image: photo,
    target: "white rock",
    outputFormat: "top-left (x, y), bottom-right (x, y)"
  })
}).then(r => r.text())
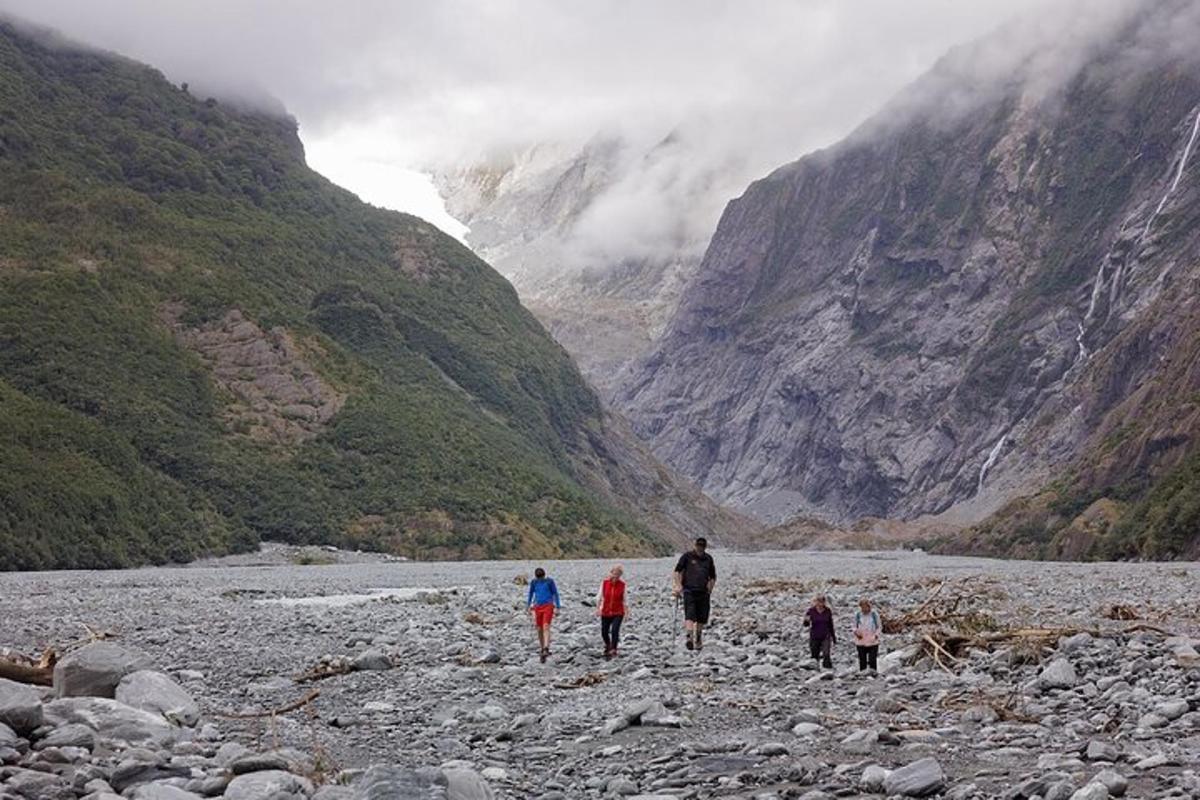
top-left (115, 671), bottom-right (200, 727)
top-left (883, 757), bottom-right (945, 797)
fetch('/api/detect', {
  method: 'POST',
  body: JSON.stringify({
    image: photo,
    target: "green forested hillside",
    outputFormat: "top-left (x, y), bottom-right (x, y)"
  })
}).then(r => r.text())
top-left (0, 21), bottom-right (672, 569)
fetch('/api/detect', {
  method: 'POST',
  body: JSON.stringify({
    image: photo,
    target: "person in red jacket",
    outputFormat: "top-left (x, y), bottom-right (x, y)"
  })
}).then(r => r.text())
top-left (596, 564), bottom-right (627, 659)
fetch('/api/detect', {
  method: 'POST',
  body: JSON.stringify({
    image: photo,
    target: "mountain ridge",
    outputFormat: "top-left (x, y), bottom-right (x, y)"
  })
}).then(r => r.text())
top-left (0, 19), bottom-right (750, 570)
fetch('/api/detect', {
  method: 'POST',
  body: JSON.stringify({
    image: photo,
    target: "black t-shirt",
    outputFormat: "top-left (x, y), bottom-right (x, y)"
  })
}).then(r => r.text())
top-left (675, 550), bottom-right (716, 591)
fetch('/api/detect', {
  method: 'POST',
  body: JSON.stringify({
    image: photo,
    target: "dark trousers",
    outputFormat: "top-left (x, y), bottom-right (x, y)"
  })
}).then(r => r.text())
top-left (809, 636), bottom-right (833, 668)
top-left (857, 645), bottom-right (879, 671)
top-left (601, 615), bottom-right (624, 650)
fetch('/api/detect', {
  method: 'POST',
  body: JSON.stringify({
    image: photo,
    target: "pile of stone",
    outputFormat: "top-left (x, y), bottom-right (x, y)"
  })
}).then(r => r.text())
top-left (0, 642), bottom-right (494, 800)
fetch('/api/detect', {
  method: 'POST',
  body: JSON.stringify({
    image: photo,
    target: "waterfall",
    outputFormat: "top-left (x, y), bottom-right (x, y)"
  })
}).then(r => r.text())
top-left (1139, 108), bottom-right (1200, 245)
top-left (977, 434), bottom-right (1009, 492)
top-left (1074, 107), bottom-right (1200, 370)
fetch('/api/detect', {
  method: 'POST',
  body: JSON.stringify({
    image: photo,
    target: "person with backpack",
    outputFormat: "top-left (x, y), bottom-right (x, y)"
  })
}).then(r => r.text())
top-left (852, 597), bottom-right (882, 672)
top-left (596, 564), bottom-right (627, 659)
top-left (673, 537), bottom-right (716, 651)
top-left (526, 567), bottom-right (562, 663)
top-left (803, 593), bottom-right (835, 668)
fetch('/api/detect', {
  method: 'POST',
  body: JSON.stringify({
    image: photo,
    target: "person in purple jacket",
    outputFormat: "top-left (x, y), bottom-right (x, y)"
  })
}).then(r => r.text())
top-left (803, 593), bottom-right (836, 669)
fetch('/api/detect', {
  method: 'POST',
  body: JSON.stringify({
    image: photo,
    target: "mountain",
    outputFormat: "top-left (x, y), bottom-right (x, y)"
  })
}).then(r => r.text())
top-left (620, 1), bottom-right (1200, 558)
top-left (435, 135), bottom-right (742, 401)
top-left (0, 20), bottom-right (748, 570)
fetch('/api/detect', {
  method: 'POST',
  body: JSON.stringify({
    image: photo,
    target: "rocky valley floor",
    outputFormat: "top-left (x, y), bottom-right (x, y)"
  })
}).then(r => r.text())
top-left (3, 550), bottom-right (1200, 799)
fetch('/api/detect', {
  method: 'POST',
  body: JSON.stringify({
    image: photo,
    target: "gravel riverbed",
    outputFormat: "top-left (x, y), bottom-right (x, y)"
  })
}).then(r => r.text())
top-left (3, 549), bottom-right (1200, 799)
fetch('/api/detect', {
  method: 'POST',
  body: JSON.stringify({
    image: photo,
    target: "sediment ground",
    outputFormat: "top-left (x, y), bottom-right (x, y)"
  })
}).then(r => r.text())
top-left (3, 549), bottom-right (1200, 798)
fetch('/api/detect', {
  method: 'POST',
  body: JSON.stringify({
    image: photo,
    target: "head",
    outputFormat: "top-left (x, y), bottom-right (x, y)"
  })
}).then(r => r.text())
top-left (859, 597), bottom-right (872, 613)
top-left (534, 567), bottom-right (546, 580)
top-left (693, 537), bottom-right (708, 555)
top-left (609, 564), bottom-right (624, 580)
top-left (814, 594), bottom-right (827, 609)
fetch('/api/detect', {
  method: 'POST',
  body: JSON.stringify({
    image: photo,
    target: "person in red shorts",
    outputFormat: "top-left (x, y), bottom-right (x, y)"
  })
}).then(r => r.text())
top-left (526, 567), bottom-right (562, 663)
top-left (596, 563), bottom-right (627, 659)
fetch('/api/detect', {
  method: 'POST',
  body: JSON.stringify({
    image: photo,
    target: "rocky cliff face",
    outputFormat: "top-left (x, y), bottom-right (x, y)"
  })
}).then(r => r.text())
top-left (435, 136), bottom-right (736, 401)
top-left (621, 1), bottom-right (1200, 556)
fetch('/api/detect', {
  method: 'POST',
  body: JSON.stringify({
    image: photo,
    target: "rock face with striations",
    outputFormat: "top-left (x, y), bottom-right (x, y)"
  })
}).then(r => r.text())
top-left (621, 1), bottom-right (1200, 557)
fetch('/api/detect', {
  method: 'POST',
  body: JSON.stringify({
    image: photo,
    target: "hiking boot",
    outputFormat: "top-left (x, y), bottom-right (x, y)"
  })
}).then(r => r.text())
top-left (604, 648), bottom-right (613, 660)
top-left (695, 630), bottom-right (703, 650)
top-left (685, 633), bottom-right (694, 651)
top-left (540, 648), bottom-right (548, 664)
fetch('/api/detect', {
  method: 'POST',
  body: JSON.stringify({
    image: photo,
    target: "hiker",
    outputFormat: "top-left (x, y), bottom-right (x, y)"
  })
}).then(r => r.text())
top-left (673, 537), bottom-right (716, 651)
top-left (803, 593), bottom-right (835, 668)
top-left (526, 567), bottom-right (562, 663)
top-left (852, 597), bottom-right (882, 672)
top-left (596, 563), bottom-right (627, 659)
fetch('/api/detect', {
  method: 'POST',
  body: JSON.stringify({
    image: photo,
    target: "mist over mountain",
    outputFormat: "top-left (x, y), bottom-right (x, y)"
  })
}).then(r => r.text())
top-left (619, 0), bottom-right (1200, 558)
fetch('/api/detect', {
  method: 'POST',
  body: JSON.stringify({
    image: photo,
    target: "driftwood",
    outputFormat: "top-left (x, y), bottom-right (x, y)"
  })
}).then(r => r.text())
top-left (219, 690), bottom-right (321, 719)
top-left (294, 661), bottom-right (354, 684)
top-left (0, 648), bottom-right (56, 686)
top-left (554, 672), bottom-right (608, 690)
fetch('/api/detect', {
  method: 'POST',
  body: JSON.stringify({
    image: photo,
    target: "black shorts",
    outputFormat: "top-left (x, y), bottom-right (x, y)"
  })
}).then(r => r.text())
top-left (683, 590), bottom-right (711, 624)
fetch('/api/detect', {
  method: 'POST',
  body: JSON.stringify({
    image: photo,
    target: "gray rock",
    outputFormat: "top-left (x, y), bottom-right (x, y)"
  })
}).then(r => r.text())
top-left (1093, 769), bottom-right (1127, 797)
top-left (4, 768), bottom-right (73, 800)
top-left (860, 764), bottom-right (889, 791)
top-left (1040, 658), bottom-right (1078, 690)
top-left (53, 643), bottom-right (151, 698)
top-left (34, 722), bottom-right (94, 750)
top-left (443, 768), bottom-right (495, 800)
top-left (127, 785), bottom-right (204, 800)
top-left (43, 697), bottom-right (177, 747)
top-left (229, 753), bottom-right (291, 775)
top-left (351, 766), bottom-right (446, 800)
top-left (0, 678), bottom-right (43, 734)
top-left (223, 770), bottom-right (314, 800)
top-left (115, 671), bottom-right (200, 727)
top-left (1069, 784), bottom-right (1109, 800)
top-left (1085, 740), bottom-right (1119, 762)
top-left (110, 759), bottom-right (191, 792)
top-left (883, 757), bottom-right (946, 797)
top-left (351, 650), bottom-right (392, 672)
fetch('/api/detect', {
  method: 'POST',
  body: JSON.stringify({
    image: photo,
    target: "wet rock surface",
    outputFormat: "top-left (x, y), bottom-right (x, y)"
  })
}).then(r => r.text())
top-left (2, 550), bottom-right (1199, 798)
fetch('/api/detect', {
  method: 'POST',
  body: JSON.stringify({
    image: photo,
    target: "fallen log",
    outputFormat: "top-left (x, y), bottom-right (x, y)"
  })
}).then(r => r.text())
top-left (0, 647), bottom-right (56, 686)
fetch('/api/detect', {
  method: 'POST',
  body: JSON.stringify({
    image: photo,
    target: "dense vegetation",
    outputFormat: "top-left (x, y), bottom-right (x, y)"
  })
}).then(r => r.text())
top-left (0, 22), bottom-right (667, 569)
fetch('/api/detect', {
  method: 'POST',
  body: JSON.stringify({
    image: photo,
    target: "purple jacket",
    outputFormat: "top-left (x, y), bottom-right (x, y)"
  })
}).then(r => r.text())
top-left (805, 606), bottom-right (835, 642)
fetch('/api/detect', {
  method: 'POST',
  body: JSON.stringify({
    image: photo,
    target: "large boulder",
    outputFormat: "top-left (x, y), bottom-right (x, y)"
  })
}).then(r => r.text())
top-left (0, 678), bottom-right (43, 734)
top-left (53, 643), bottom-right (151, 698)
top-left (129, 785), bottom-right (204, 800)
top-left (43, 697), bottom-right (177, 747)
top-left (223, 770), bottom-right (315, 800)
top-left (883, 758), bottom-right (946, 797)
top-left (115, 671), bottom-right (200, 727)
top-left (352, 765), bottom-right (495, 800)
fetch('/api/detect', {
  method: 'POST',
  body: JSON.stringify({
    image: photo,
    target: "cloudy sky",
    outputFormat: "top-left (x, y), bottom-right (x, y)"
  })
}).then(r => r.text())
top-left (3, 1), bottom-right (1067, 238)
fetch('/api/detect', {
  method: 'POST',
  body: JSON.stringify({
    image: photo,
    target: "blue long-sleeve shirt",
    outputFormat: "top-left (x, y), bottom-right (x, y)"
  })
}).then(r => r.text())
top-left (527, 577), bottom-right (561, 608)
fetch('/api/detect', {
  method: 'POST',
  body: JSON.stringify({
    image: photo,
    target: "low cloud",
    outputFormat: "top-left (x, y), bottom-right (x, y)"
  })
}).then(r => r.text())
top-left (3, 0), bottom-right (1187, 268)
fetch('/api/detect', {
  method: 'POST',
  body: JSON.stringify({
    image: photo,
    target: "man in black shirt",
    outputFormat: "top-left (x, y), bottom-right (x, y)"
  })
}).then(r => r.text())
top-left (673, 537), bottom-right (716, 650)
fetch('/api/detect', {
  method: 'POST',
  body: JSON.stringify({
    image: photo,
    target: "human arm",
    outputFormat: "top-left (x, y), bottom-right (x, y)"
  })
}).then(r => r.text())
top-left (551, 579), bottom-right (561, 609)
top-left (673, 555), bottom-right (686, 596)
top-left (706, 556), bottom-right (716, 593)
top-left (526, 582), bottom-right (534, 609)
top-left (802, 607), bottom-right (812, 627)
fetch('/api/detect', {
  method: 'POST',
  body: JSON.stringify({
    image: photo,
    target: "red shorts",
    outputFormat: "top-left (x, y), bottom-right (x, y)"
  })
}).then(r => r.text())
top-left (532, 603), bottom-right (555, 627)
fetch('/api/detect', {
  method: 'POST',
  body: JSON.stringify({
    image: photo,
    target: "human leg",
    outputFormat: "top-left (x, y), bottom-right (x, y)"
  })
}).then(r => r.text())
top-left (857, 645), bottom-right (868, 671)
top-left (610, 615), bottom-right (623, 652)
top-left (820, 636), bottom-right (833, 669)
top-left (866, 645), bottom-right (878, 671)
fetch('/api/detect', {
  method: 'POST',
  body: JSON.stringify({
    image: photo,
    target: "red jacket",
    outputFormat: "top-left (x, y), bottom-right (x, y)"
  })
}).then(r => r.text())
top-left (598, 578), bottom-right (626, 616)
